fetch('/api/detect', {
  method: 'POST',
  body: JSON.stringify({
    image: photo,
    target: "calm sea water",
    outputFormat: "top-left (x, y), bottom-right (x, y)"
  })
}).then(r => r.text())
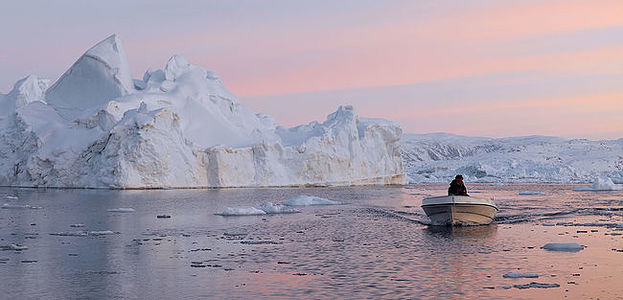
top-left (1, 184), bottom-right (622, 299)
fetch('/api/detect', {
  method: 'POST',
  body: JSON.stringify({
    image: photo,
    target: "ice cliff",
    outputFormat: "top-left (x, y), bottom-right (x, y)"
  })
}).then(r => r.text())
top-left (0, 35), bottom-right (407, 188)
top-left (402, 133), bottom-right (623, 183)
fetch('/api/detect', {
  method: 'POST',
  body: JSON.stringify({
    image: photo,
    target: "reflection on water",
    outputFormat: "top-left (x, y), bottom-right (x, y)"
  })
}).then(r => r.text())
top-left (0, 184), bottom-right (622, 298)
top-left (424, 223), bottom-right (498, 239)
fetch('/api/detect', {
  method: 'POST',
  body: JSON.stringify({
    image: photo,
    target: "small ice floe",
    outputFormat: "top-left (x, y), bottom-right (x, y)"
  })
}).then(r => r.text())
top-left (50, 230), bottom-right (116, 237)
top-left (89, 230), bottom-right (115, 236)
top-left (107, 208), bottom-right (135, 213)
top-left (283, 195), bottom-right (342, 206)
top-left (513, 282), bottom-right (560, 289)
top-left (240, 240), bottom-right (281, 245)
top-left (518, 191), bottom-right (545, 196)
top-left (218, 196), bottom-right (338, 216)
top-left (541, 243), bottom-right (585, 252)
top-left (572, 186), bottom-right (592, 191)
top-left (503, 272), bottom-right (539, 278)
top-left (21, 260), bottom-right (37, 264)
top-left (255, 202), bottom-right (300, 214)
top-left (5, 196), bottom-right (18, 200)
top-left (573, 177), bottom-right (623, 191)
top-left (218, 202), bottom-right (301, 216)
top-left (219, 207), bottom-right (266, 216)
top-left (0, 244), bottom-right (28, 251)
top-left (1, 203), bottom-right (42, 209)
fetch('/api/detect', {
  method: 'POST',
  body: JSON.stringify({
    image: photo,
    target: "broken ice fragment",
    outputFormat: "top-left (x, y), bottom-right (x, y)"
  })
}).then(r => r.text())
top-left (542, 243), bottom-right (585, 252)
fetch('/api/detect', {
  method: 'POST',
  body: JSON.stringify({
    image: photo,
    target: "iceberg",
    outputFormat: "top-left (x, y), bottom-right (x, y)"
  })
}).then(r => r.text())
top-left (0, 35), bottom-right (407, 188)
top-left (573, 177), bottom-right (623, 191)
top-left (283, 195), bottom-right (342, 206)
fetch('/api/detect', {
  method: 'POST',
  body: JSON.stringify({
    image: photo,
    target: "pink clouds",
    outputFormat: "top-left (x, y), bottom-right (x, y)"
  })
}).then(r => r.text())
top-left (2, 1), bottom-right (622, 138)
top-left (218, 0), bottom-right (623, 97)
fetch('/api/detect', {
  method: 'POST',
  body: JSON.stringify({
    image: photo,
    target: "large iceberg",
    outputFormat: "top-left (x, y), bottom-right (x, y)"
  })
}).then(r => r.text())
top-left (0, 35), bottom-right (407, 188)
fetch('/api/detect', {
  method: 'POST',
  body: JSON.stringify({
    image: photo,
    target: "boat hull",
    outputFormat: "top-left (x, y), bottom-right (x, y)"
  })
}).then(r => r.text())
top-left (421, 196), bottom-right (498, 226)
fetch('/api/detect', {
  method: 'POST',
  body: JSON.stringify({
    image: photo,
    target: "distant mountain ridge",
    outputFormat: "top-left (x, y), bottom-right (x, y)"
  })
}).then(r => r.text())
top-left (401, 133), bottom-right (623, 184)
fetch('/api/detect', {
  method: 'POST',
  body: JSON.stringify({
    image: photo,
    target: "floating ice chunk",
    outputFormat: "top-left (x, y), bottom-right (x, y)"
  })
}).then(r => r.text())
top-left (50, 230), bottom-right (116, 237)
top-left (5, 196), bottom-right (18, 200)
top-left (50, 231), bottom-right (88, 237)
top-left (573, 177), bottom-right (623, 191)
top-left (240, 240), bottom-right (281, 245)
top-left (503, 272), bottom-right (539, 278)
top-left (518, 191), bottom-right (545, 196)
top-left (541, 243), bottom-right (585, 252)
top-left (513, 282), bottom-right (560, 289)
top-left (219, 207), bottom-right (266, 216)
top-left (0, 244), bottom-right (29, 251)
top-left (1, 203), bottom-right (42, 209)
top-left (283, 195), bottom-right (342, 206)
top-left (591, 177), bottom-right (623, 191)
top-left (255, 202), bottom-right (300, 214)
top-left (572, 186), bottom-right (593, 191)
top-left (89, 230), bottom-right (115, 236)
top-left (107, 208), bottom-right (135, 213)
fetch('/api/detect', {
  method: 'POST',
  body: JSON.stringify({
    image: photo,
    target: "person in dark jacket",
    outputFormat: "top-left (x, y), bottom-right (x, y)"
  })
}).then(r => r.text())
top-left (448, 175), bottom-right (469, 196)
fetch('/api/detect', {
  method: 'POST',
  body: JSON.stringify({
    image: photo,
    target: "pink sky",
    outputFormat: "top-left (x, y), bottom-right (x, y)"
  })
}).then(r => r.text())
top-left (1, 0), bottom-right (622, 139)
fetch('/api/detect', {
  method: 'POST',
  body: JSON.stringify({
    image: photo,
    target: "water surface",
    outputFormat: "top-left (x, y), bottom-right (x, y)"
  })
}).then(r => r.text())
top-left (1, 184), bottom-right (622, 299)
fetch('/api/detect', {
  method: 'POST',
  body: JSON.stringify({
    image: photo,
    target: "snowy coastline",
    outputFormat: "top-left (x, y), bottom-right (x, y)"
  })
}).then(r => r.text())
top-left (402, 133), bottom-right (623, 184)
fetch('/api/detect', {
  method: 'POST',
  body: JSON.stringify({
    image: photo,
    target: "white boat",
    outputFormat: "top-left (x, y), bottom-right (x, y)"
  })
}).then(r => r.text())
top-left (421, 195), bottom-right (498, 226)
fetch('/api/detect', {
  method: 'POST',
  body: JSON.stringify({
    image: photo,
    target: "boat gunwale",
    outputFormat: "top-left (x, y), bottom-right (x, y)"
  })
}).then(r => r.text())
top-left (420, 202), bottom-right (499, 211)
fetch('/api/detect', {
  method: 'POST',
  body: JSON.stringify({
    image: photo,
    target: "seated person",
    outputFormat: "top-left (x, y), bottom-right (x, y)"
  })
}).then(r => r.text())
top-left (448, 175), bottom-right (469, 196)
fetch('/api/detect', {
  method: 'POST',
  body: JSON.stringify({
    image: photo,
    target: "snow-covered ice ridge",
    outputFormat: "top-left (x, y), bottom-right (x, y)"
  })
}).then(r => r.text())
top-left (0, 35), bottom-right (406, 188)
top-left (402, 133), bottom-right (623, 184)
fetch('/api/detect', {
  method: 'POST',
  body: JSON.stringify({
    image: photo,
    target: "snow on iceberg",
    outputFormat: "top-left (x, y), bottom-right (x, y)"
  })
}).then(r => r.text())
top-left (573, 177), bottom-right (623, 191)
top-left (283, 195), bottom-right (342, 206)
top-left (0, 35), bottom-right (406, 188)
